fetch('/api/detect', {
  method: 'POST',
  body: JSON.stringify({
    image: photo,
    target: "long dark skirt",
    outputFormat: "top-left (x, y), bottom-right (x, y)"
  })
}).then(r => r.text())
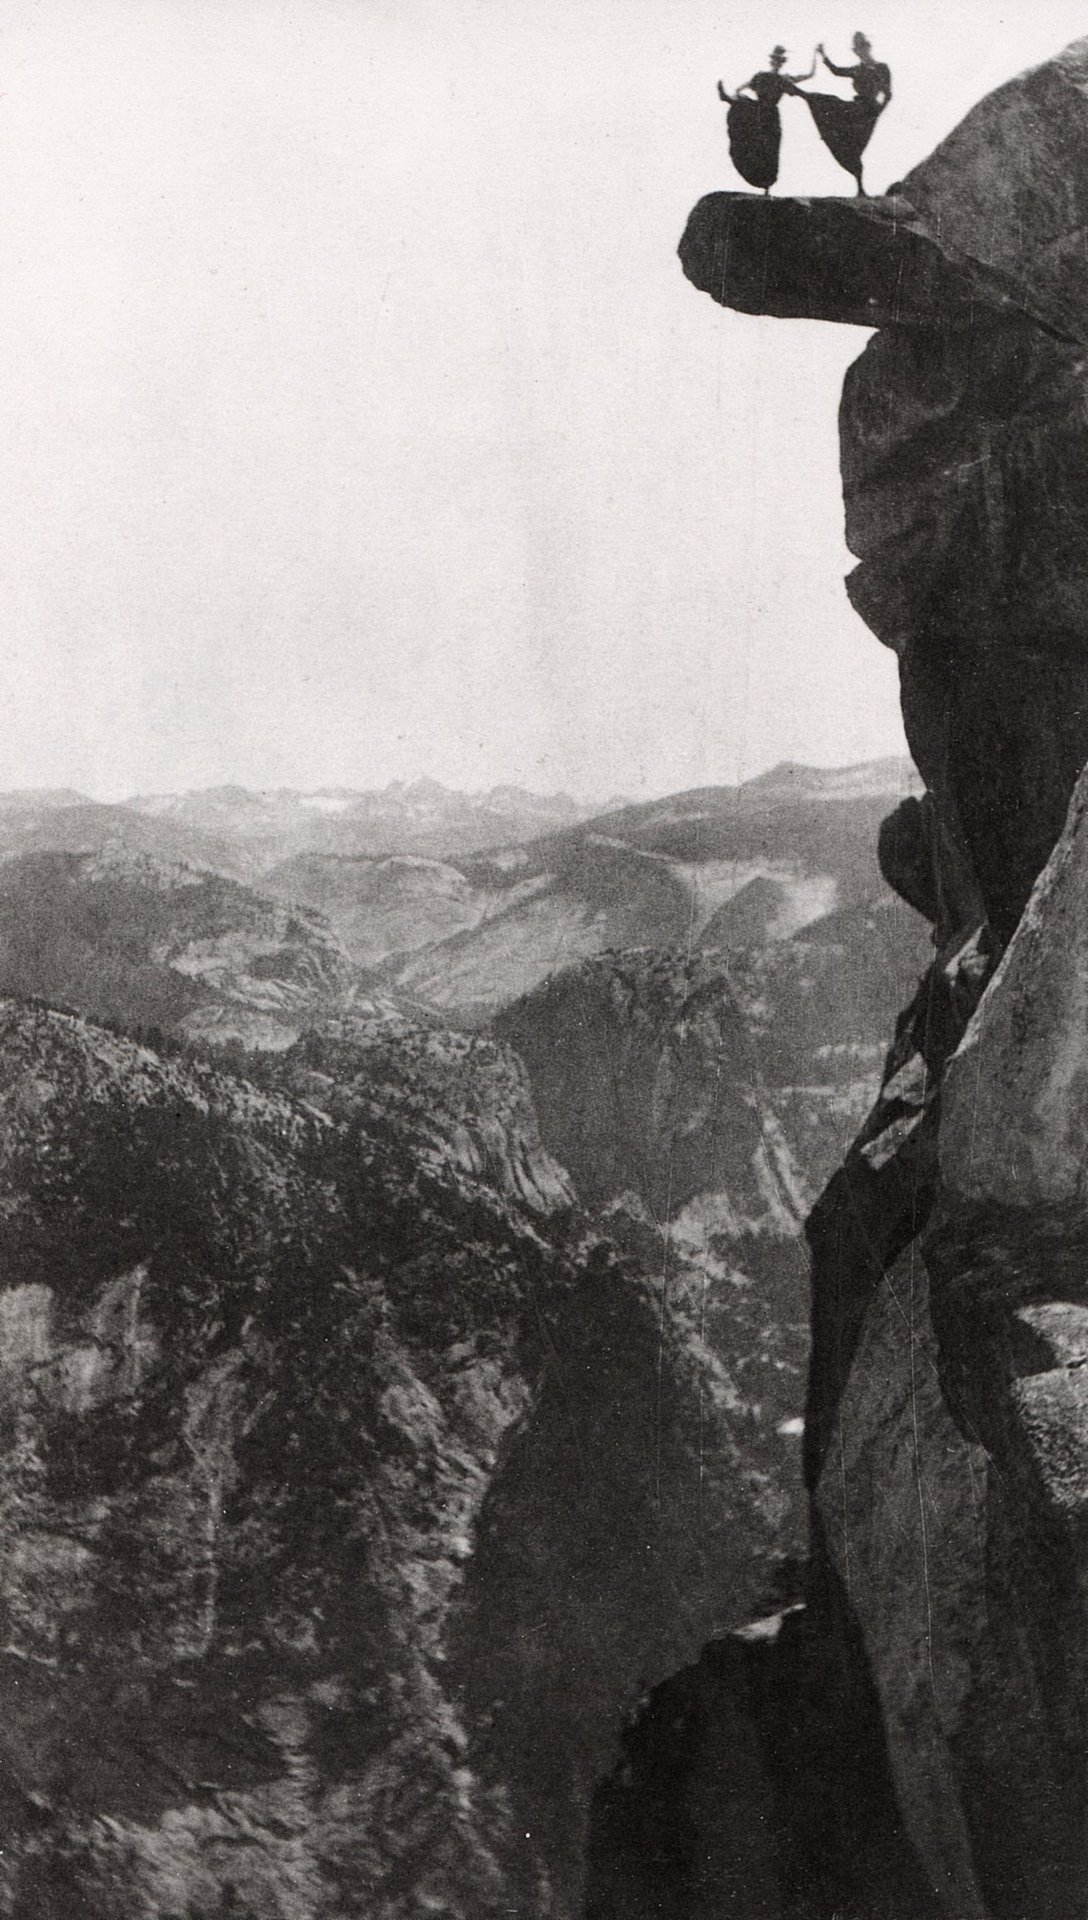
top-left (726, 98), bottom-right (781, 192)
top-left (802, 92), bottom-right (881, 183)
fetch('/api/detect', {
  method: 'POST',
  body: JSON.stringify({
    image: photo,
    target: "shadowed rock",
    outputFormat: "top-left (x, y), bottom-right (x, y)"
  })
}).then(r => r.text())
top-left (678, 192), bottom-right (1020, 330)
top-left (897, 36), bottom-right (1088, 347)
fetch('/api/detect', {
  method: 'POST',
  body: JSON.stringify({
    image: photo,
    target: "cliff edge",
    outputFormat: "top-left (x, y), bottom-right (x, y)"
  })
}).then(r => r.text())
top-left (680, 33), bottom-right (1088, 1918)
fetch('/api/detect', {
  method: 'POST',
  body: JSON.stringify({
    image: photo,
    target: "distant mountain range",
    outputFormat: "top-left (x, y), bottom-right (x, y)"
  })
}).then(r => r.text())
top-left (0, 780), bottom-right (607, 879)
top-left (359, 758), bottom-right (926, 1019)
top-left (0, 763), bottom-right (925, 1027)
top-left (127, 779), bottom-right (608, 866)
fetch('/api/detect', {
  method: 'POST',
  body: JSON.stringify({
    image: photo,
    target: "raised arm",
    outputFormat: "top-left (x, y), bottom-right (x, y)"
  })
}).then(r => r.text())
top-left (785, 51), bottom-right (817, 85)
top-left (820, 48), bottom-right (856, 77)
top-left (717, 80), bottom-right (737, 104)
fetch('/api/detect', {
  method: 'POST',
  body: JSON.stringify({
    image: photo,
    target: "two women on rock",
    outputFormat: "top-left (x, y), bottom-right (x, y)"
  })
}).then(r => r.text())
top-left (717, 35), bottom-right (891, 196)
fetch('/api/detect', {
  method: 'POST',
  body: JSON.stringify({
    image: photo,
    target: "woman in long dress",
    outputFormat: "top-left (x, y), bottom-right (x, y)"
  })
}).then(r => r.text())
top-left (798, 34), bottom-right (891, 195)
top-left (717, 46), bottom-right (816, 194)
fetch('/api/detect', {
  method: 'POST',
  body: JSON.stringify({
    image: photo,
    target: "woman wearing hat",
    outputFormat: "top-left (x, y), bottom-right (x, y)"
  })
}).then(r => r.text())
top-left (717, 45), bottom-right (816, 194)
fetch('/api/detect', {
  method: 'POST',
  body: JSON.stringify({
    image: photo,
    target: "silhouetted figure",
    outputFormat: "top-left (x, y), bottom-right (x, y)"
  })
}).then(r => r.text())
top-left (798, 34), bottom-right (891, 194)
top-left (717, 45), bottom-right (816, 194)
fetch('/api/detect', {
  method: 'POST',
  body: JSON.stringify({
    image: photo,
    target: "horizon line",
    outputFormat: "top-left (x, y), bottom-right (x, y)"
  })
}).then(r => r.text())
top-left (0, 752), bottom-right (919, 813)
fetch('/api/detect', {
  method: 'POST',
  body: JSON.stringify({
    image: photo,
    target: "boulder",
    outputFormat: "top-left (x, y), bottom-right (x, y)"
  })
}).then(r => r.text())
top-left (897, 36), bottom-right (1088, 346)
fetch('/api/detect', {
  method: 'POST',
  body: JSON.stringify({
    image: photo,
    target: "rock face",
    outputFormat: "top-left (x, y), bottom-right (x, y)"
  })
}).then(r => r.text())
top-left (678, 33), bottom-right (1088, 1919)
top-left (497, 922), bottom-right (925, 1222)
top-left (810, 783), bottom-right (1088, 1919)
top-left (497, 911), bottom-right (929, 1565)
top-left (918, 771), bottom-right (1088, 1916)
top-left (0, 999), bottom-right (783, 1918)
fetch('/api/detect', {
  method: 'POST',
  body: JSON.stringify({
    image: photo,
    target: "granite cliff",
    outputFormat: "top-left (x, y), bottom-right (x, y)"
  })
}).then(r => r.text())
top-left (677, 33), bottom-right (1088, 1919)
top-left (0, 996), bottom-right (788, 1919)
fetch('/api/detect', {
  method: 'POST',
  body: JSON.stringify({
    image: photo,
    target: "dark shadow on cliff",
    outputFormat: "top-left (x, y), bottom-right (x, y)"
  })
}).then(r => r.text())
top-left (584, 1558), bottom-right (944, 1920)
top-left (451, 1250), bottom-right (784, 1918)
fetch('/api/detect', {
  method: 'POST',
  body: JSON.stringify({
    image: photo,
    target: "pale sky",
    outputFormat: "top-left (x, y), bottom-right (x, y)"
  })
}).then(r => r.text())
top-left (0, 1), bottom-right (1084, 801)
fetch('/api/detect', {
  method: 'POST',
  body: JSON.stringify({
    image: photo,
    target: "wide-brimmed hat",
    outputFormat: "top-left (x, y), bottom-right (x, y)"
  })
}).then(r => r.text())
top-left (770, 44), bottom-right (788, 59)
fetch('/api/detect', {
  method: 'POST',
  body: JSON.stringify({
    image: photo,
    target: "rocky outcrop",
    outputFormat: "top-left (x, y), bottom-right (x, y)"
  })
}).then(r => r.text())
top-left (679, 192), bottom-right (1019, 331)
top-left (682, 36), bottom-right (1088, 947)
top-left (497, 940), bottom-right (907, 1220)
top-left (678, 33), bottom-right (1088, 1919)
top-left (283, 1007), bottom-right (576, 1215)
top-left (0, 1000), bottom-right (782, 1918)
